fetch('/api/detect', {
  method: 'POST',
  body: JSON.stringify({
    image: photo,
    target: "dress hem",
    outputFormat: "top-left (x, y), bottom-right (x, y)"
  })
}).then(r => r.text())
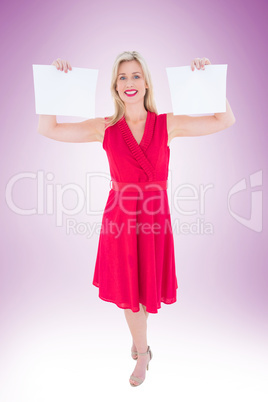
top-left (92, 281), bottom-right (178, 314)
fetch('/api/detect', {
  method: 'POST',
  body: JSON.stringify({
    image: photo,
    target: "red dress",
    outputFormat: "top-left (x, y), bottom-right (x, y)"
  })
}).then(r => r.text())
top-left (92, 110), bottom-right (178, 313)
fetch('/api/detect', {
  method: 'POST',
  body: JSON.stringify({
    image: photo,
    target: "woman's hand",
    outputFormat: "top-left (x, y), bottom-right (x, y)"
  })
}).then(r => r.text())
top-left (51, 58), bottom-right (72, 73)
top-left (191, 57), bottom-right (211, 71)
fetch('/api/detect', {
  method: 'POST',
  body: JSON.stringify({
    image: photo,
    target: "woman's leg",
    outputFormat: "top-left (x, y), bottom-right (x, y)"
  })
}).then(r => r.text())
top-left (124, 303), bottom-right (149, 351)
top-left (124, 303), bottom-right (151, 385)
top-left (142, 303), bottom-right (149, 320)
top-left (132, 304), bottom-right (149, 349)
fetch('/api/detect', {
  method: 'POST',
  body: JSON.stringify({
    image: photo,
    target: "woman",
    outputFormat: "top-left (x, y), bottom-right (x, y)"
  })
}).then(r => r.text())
top-left (38, 51), bottom-right (236, 387)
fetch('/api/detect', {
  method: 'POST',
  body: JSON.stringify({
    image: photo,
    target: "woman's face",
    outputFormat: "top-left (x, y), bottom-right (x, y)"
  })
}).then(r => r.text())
top-left (116, 60), bottom-right (148, 104)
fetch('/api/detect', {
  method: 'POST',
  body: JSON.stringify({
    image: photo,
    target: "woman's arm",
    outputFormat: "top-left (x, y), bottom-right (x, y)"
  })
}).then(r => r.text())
top-left (167, 57), bottom-right (236, 143)
top-left (167, 97), bottom-right (235, 140)
top-left (37, 58), bottom-right (106, 143)
top-left (37, 114), bottom-right (106, 143)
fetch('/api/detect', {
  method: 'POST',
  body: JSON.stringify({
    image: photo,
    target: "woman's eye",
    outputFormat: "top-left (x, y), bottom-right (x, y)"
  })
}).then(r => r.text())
top-left (119, 75), bottom-right (140, 80)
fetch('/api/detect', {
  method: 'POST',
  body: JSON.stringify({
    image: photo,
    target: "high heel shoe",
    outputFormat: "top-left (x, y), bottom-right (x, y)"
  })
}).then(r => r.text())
top-left (129, 345), bottom-right (153, 387)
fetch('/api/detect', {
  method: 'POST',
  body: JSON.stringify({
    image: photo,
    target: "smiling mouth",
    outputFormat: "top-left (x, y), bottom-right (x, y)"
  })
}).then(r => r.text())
top-left (124, 90), bottom-right (138, 97)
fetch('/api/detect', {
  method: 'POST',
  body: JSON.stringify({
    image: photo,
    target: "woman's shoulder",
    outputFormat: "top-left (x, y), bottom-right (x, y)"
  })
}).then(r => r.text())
top-left (103, 115), bottom-right (113, 130)
top-left (155, 111), bottom-right (169, 123)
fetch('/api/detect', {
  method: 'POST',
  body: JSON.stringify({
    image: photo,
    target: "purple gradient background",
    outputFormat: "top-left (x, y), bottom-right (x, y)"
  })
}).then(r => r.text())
top-left (1, 0), bottom-right (267, 399)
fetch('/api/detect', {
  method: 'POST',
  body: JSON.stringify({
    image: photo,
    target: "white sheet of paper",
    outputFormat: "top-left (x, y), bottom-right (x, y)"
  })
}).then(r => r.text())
top-left (32, 65), bottom-right (98, 118)
top-left (166, 64), bottom-right (227, 115)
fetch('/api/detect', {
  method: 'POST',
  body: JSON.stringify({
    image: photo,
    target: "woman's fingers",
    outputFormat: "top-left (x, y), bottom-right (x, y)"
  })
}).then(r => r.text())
top-left (62, 60), bottom-right (69, 72)
top-left (192, 58), bottom-right (201, 70)
top-left (200, 57), bottom-right (206, 69)
top-left (51, 59), bottom-right (59, 68)
top-left (191, 58), bottom-right (201, 71)
top-left (56, 58), bottom-right (62, 69)
top-left (201, 57), bottom-right (211, 67)
top-left (51, 59), bottom-right (62, 69)
top-left (51, 58), bottom-right (72, 72)
top-left (66, 61), bottom-right (72, 71)
top-left (191, 57), bottom-right (211, 71)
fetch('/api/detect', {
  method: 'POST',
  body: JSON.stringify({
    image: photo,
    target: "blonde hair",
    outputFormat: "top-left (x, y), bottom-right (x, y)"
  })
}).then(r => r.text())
top-left (105, 51), bottom-right (158, 128)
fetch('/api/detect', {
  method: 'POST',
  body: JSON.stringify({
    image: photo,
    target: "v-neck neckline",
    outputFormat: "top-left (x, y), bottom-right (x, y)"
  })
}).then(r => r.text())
top-left (123, 111), bottom-right (150, 147)
top-left (118, 110), bottom-right (156, 180)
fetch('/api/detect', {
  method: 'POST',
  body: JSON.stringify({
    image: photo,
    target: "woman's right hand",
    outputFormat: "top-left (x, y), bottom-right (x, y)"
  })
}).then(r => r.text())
top-left (51, 58), bottom-right (72, 73)
top-left (40, 58), bottom-right (105, 143)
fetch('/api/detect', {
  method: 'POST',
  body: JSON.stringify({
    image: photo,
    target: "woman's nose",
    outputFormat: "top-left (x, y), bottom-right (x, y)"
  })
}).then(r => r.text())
top-left (126, 80), bottom-right (135, 87)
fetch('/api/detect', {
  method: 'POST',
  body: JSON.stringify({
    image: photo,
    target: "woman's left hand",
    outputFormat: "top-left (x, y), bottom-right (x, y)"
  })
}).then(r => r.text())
top-left (191, 57), bottom-right (211, 71)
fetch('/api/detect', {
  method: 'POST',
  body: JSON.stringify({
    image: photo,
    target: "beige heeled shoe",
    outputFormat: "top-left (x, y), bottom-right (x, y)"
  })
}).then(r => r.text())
top-left (129, 345), bottom-right (153, 387)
